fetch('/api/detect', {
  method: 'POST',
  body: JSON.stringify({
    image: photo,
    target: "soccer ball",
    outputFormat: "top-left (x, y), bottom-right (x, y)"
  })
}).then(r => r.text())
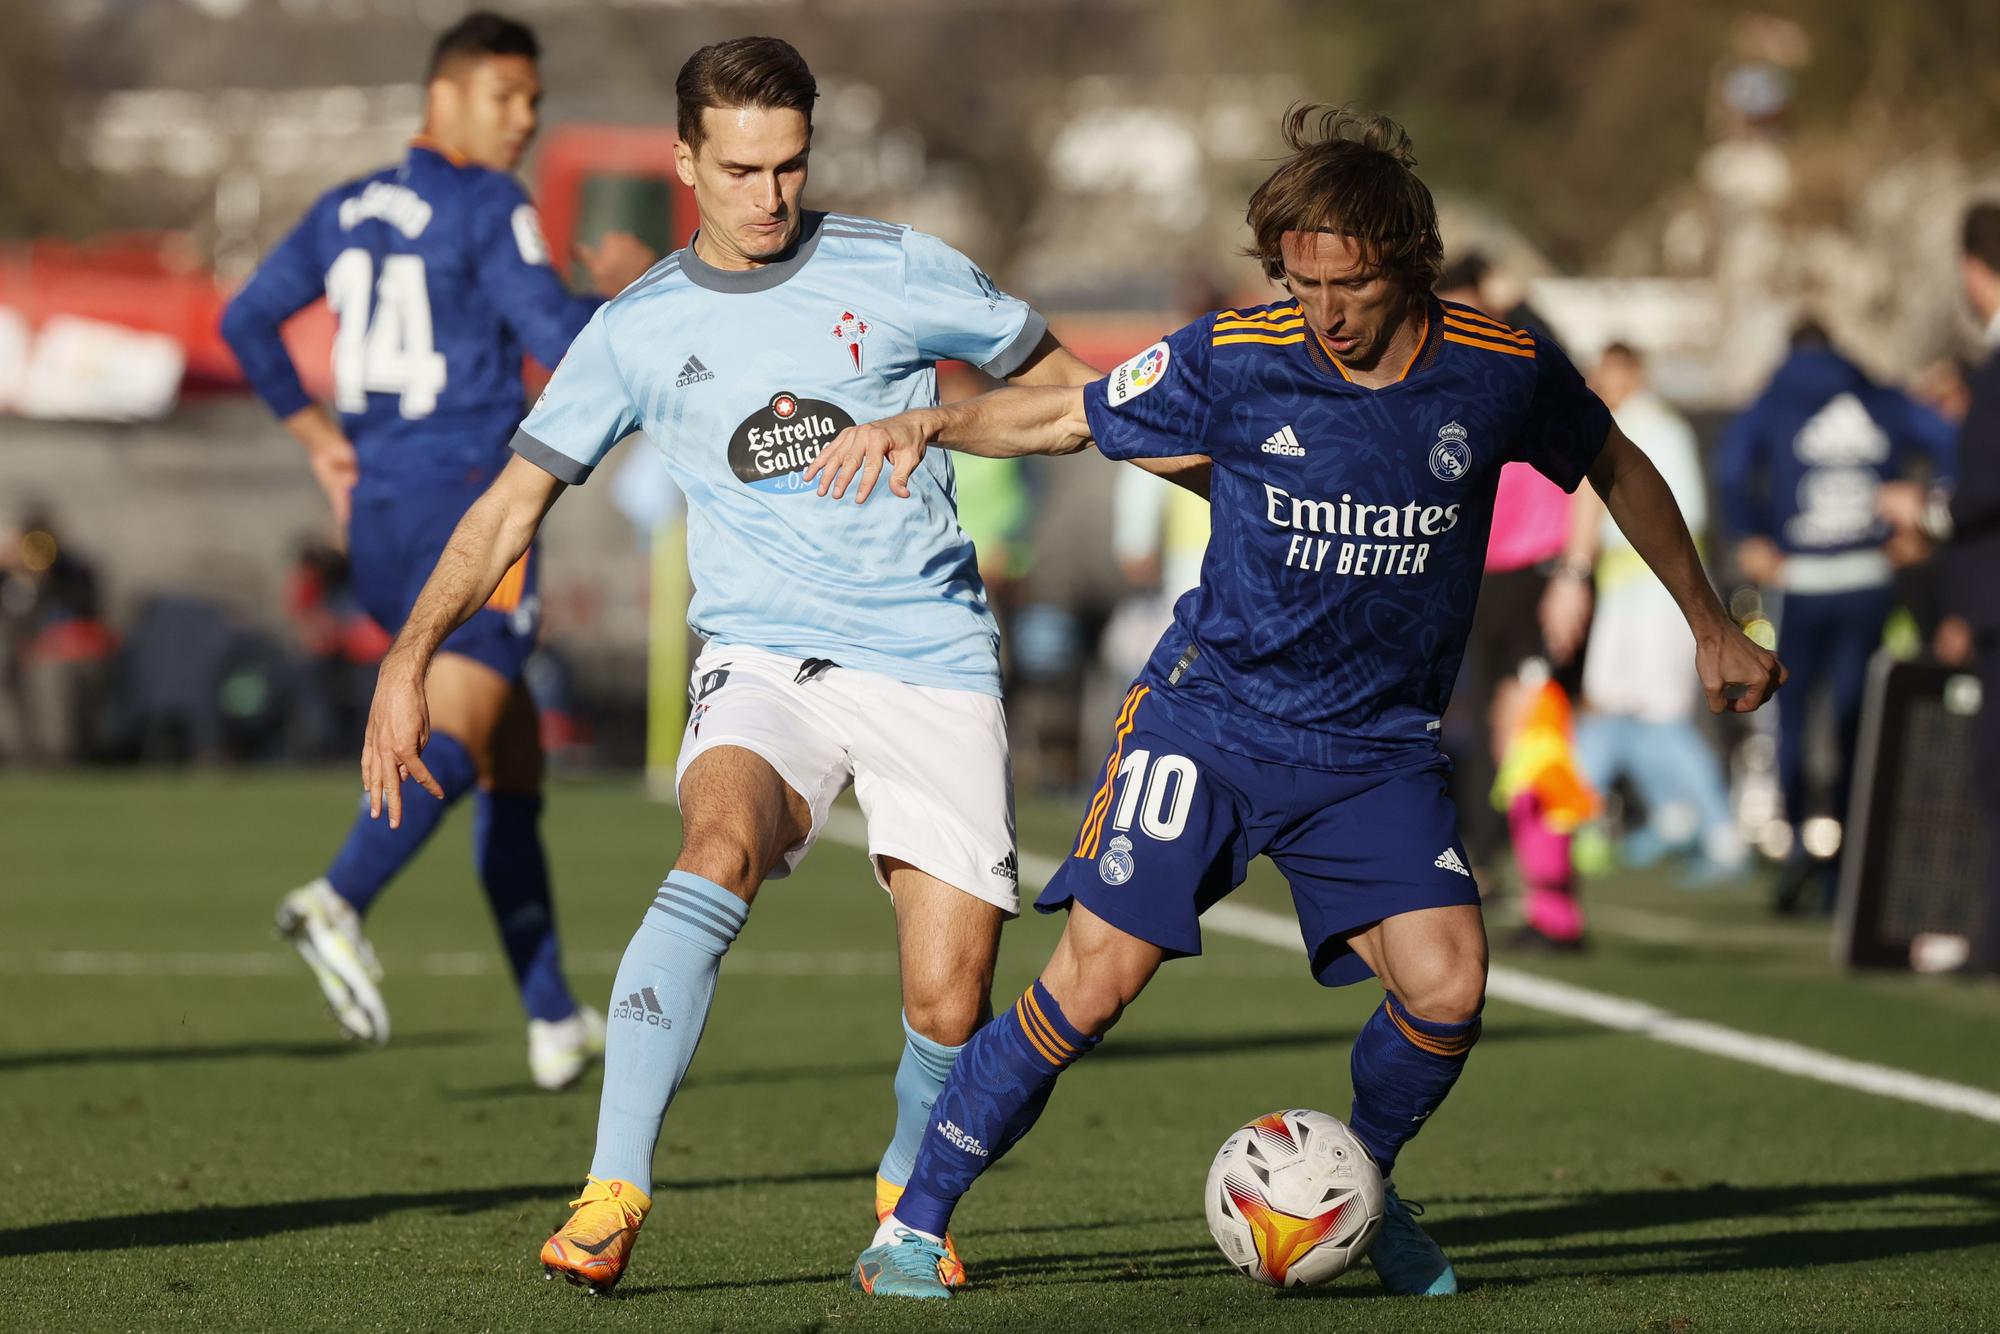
top-left (1204, 1109), bottom-right (1385, 1287)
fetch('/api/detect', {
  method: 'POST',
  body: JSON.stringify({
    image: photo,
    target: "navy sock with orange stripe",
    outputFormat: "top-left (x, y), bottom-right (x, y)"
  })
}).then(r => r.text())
top-left (1348, 994), bottom-right (1481, 1176)
top-left (894, 979), bottom-right (1098, 1238)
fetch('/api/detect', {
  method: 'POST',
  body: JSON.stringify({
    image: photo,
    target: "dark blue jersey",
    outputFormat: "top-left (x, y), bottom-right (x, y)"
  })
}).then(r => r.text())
top-left (220, 141), bottom-right (599, 493)
top-left (1712, 345), bottom-right (1956, 557)
top-left (1084, 298), bottom-right (1611, 770)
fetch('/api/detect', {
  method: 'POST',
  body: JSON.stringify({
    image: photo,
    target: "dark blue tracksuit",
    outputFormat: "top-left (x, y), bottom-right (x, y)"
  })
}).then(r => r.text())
top-left (1715, 347), bottom-right (1955, 845)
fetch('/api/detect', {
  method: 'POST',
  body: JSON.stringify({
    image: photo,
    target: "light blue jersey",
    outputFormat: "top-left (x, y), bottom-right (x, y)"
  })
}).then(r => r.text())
top-left (512, 211), bottom-right (1045, 695)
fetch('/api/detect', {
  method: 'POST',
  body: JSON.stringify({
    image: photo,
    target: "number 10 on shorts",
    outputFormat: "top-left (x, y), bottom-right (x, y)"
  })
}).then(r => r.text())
top-left (1112, 750), bottom-right (1198, 841)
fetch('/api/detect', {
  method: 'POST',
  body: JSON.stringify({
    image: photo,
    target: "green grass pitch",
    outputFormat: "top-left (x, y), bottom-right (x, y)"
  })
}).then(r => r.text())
top-left (3, 771), bottom-right (1998, 1332)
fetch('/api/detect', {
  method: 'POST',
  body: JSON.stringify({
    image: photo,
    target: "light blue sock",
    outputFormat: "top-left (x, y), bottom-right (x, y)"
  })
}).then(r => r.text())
top-left (877, 1012), bottom-right (966, 1189)
top-left (588, 871), bottom-right (748, 1195)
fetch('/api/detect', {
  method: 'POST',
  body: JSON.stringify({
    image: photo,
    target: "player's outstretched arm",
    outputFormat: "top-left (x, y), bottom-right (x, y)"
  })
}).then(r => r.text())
top-left (1005, 333), bottom-right (1211, 499)
top-left (1585, 426), bottom-right (1787, 714)
top-left (361, 455), bottom-right (565, 825)
top-left (806, 385), bottom-right (1093, 504)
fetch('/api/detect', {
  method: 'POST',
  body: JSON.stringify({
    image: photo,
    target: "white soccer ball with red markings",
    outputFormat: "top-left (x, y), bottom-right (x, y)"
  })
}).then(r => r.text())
top-left (1205, 1108), bottom-right (1385, 1287)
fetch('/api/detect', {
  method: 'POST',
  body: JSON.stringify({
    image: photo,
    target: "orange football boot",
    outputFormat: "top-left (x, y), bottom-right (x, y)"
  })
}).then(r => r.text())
top-left (875, 1173), bottom-right (966, 1287)
top-left (540, 1177), bottom-right (651, 1294)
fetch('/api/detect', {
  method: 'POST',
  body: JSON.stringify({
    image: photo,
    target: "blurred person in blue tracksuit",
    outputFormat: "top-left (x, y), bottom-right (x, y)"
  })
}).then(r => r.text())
top-left (1714, 320), bottom-right (1955, 912)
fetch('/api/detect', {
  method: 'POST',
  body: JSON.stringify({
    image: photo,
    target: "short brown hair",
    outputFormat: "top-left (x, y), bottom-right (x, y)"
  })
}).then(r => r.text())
top-left (676, 37), bottom-right (817, 151)
top-left (1243, 105), bottom-right (1443, 294)
top-left (426, 10), bottom-right (537, 81)
top-left (1965, 202), bottom-right (2000, 272)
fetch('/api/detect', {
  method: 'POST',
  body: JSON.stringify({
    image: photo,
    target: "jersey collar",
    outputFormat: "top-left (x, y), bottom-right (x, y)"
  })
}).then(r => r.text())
top-left (679, 211), bottom-right (827, 294)
top-left (408, 135), bottom-right (469, 167)
top-left (1303, 297), bottom-right (1439, 391)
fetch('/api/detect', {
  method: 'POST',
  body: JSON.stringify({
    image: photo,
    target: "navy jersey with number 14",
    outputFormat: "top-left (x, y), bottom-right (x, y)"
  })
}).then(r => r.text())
top-left (222, 140), bottom-right (600, 494)
top-left (1085, 298), bottom-right (1612, 771)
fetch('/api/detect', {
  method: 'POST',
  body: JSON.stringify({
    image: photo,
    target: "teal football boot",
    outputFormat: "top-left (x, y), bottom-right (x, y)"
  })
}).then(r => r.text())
top-left (1368, 1185), bottom-right (1457, 1296)
top-left (852, 1228), bottom-right (953, 1300)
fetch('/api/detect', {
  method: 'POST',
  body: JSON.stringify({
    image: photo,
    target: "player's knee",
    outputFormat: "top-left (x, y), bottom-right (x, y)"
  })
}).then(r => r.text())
top-left (1397, 962), bottom-right (1486, 1026)
top-left (437, 727), bottom-right (496, 786)
top-left (1051, 981), bottom-right (1127, 1037)
top-left (903, 988), bottom-right (986, 1048)
top-left (1040, 953), bottom-right (1140, 1037)
top-left (673, 831), bottom-right (763, 898)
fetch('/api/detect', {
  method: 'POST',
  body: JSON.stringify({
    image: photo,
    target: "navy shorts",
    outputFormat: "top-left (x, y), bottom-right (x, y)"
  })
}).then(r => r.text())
top-left (347, 480), bottom-right (539, 682)
top-left (1036, 686), bottom-right (1480, 987)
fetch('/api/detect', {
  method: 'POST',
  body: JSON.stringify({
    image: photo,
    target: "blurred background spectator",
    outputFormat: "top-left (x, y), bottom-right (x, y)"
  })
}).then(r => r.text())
top-left (0, 506), bottom-right (115, 763)
top-left (1714, 321), bottom-right (1955, 912)
top-left (1934, 202), bottom-right (2000, 967)
top-left (1573, 344), bottom-right (1747, 885)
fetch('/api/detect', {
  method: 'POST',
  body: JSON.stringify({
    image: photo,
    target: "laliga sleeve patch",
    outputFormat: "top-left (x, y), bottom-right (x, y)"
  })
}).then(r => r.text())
top-left (1106, 341), bottom-right (1171, 406)
top-left (511, 204), bottom-right (551, 266)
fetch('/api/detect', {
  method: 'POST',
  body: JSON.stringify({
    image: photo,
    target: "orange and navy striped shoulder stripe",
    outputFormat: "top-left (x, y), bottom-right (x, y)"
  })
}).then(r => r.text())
top-left (1075, 685), bottom-right (1149, 860)
top-left (1211, 304), bottom-right (1304, 349)
top-left (1438, 302), bottom-right (1537, 361)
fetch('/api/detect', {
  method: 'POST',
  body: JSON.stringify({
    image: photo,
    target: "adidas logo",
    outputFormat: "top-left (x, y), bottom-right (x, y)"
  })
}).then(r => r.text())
top-left (613, 985), bottom-right (674, 1028)
top-left (990, 850), bottom-right (1019, 884)
top-left (1260, 423), bottom-right (1306, 457)
top-left (1434, 848), bottom-right (1470, 877)
top-left (674, 354), bottom-right (714, 388)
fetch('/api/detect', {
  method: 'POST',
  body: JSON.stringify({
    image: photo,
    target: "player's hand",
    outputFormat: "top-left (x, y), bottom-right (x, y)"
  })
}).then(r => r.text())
top-left (1934, 615), bottom-right (1975, 668)
top-left (805, 412), bottom-right (935, 503)
top-left (360, 651), bottom-right (438, 828)
top-left (576, 231), bottom-right (658, 297)
top-left (1734, 537), bottom-right (1785, 587)
top-left (1694, 619), bottom-right (1786, 715)
top-left (306, 435), bottom-right (360, 531)
top-left (1875, 480), bottom-right (1927, 531)
top-left (1538, 571), bottom-right (1593, 667)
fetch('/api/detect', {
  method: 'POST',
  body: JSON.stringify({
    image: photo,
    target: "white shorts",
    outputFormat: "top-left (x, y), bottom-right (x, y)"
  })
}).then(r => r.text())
top-left (674, 642), bottom-right (1019, 914)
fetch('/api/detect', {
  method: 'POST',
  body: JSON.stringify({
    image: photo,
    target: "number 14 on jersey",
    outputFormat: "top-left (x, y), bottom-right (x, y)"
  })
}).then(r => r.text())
top-left (325, 248), bottom-right (449, 419)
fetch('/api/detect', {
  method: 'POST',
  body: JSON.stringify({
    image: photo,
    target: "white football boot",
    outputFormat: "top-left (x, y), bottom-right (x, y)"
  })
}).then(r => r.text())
top-left (528, 1005), bottom-right (606, 1090)
top-left (274, 878), bottom-right (389, 1044)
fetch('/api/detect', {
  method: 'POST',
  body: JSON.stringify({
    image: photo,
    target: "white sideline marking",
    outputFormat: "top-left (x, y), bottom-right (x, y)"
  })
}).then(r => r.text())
top-left (15, 813), bottom-right (1994, 1123)
top-left (824, 819), bottom-right (2000, 1126)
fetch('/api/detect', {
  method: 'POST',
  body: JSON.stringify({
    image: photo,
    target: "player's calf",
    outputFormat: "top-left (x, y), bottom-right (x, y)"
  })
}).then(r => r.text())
top-left (867, 977), bottom-right (1103, 1285)
top-left (877, 860), bottom-right (1001, 1287)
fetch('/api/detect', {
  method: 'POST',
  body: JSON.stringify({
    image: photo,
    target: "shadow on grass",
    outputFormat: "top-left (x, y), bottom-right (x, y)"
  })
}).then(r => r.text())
top-left (0, 1166), bottom-right (876, 1258)
top-left (0, 1030), bottom-right (488, 1073)
top-left (1096, 1021), bottom-right (1595, 1064)
top-left (657, 1020), bottom-right (1596, 1095)
top-left (1274, 1171), bottom-right (2000, 1295)
top-left (615, 1243), bottom-right (1232, 1300)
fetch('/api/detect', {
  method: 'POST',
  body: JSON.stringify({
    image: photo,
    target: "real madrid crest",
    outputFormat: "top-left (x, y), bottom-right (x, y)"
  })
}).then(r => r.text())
top-left (1099, 834), bottom-right (1136, 885)
top-left (1429, 420), bottom-right (1471, 482)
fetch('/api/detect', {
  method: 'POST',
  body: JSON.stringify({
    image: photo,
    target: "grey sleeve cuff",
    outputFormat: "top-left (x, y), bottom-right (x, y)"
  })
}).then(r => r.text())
top-left (510, 428), bottom-right (594, 484)
top-left (980, 309), bottom-right (1051, 379)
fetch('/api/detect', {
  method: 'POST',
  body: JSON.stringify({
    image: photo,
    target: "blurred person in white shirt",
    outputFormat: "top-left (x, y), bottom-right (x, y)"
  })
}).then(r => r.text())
top-left (1545, 343), bottom-right (1748, 881)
